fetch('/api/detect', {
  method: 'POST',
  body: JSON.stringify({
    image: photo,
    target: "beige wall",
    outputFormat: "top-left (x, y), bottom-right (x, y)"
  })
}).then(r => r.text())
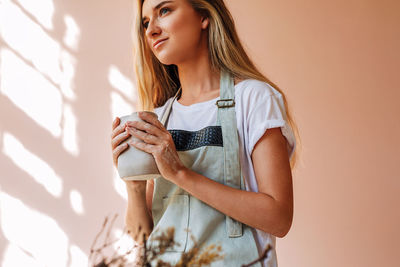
top-left (1, 0), bottom-right (399, 266)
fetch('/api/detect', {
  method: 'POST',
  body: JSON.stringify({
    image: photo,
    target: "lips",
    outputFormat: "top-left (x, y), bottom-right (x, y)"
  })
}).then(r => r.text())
top-left (153, 38), bottom-right (168, 48)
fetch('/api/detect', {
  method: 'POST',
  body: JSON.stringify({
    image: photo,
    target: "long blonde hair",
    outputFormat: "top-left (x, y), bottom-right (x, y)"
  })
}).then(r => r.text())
top-left (132, 0), bottom-right (301, 169)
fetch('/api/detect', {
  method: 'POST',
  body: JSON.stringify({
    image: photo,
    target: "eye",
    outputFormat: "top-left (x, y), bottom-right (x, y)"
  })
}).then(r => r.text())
top-left (142, 7), bottom-right (170, 29)
top-left (160, 7), bottom-right (170, 16)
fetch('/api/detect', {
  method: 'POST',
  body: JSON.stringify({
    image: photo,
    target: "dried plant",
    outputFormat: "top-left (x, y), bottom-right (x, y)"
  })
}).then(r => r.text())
top-left (241, 244), bottom-right (271, 267)
top-left (88, 213), bottom-right (137, 267)
top-left (89, 214), bottom-right (270, 267)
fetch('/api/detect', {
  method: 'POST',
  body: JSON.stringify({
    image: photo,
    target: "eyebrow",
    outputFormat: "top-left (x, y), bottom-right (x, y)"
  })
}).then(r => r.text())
top-left (142, 0), bottom-right (173, 23)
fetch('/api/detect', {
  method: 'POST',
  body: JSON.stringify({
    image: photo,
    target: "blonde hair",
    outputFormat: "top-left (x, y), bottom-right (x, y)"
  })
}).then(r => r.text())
top-left (132, 0), bottom-right (301, 169)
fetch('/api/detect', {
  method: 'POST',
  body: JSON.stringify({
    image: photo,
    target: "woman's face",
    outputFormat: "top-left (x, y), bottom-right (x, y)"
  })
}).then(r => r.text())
top-left (141, 0), bottom-right (209, 65)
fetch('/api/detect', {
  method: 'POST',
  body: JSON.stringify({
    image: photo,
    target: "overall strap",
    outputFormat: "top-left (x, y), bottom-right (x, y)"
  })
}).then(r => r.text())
top-left (160, 87), bottom-right (182, 127)
top-left (217, 69), bottom-right (243, 237)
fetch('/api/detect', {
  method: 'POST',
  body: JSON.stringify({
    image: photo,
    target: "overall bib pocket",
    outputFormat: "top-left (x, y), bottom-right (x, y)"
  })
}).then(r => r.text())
top-left (150, 194), bottom-right (190, 253)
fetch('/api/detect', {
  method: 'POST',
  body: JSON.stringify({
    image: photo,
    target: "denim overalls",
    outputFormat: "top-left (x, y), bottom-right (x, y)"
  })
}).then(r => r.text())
top-left (148, 70), bottom-right (262, 266)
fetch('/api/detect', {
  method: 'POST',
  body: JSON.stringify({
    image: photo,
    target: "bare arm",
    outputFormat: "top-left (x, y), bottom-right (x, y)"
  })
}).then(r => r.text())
top-left (251, 127), bottom-right (293, 236)
top-left (124, 181), bottom-right (153, 244)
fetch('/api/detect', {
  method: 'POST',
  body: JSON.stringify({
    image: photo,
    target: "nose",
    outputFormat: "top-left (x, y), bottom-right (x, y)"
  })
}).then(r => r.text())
top-left (145, 19), bottom-right (161, 40)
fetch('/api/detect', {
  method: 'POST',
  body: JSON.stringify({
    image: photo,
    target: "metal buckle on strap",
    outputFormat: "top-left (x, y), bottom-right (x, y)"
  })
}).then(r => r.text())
top-left (216, 99), bottom-right (235, 108)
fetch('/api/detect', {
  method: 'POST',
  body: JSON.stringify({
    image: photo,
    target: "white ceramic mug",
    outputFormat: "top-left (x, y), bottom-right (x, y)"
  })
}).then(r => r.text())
top-left (117, 111), bottom-right (160, 180)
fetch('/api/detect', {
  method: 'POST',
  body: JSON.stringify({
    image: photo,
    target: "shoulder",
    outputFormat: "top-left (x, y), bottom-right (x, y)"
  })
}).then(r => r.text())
top-left (235, 79), bottom-right (281, 99)
top-left (234, 79), bottom-right (283, 114)
top-left (234, 79), bottom-right (295, 158)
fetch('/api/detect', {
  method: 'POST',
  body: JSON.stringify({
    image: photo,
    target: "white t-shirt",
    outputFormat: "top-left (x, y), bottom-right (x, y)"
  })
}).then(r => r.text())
top-left (153, 79), bottom-right (296, 267)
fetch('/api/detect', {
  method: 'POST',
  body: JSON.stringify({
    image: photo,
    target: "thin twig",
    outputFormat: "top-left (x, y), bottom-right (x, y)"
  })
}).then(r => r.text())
top-left (108, 226), bottom-right (131, 261)
top-left (89, 216), bottom-right (109, 266)
top-left (241, 244), bottom-right (271, 267)
top-left (104, 213), bottom-right (119, 246)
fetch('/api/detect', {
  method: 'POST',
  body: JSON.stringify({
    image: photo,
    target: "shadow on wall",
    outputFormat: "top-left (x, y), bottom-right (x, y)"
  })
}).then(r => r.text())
top-left (0, 0), bottom-right (139, 265)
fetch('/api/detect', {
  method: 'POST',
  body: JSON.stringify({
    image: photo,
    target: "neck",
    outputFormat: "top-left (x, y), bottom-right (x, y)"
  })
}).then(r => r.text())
top-left (176, 39), bottom-right (220, 104)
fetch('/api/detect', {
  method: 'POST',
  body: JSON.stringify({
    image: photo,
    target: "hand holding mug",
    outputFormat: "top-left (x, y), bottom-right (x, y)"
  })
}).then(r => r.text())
top-left (114, 112), bottom-right (161, 181)
top-left (125, 112), bottom-right (187, 182)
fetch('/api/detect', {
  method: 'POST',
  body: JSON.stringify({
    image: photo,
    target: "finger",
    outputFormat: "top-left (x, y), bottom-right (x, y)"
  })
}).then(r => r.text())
top-left (126, 120), bottom-right (162, 137)
top-left (111, 121), bottom-right (128, 139)
top-left (129, 139), bottom-right (155, 154)
top-left (111, 131), bottom-right (131, 149)
top-left (138, 112), bottom-right (165, 131)
top-left (113, 142), bottom-right (129, 166)
top-left (126, 127), bottom-right (158, 145)
top-left (112, 117), bottom-right (120, 130)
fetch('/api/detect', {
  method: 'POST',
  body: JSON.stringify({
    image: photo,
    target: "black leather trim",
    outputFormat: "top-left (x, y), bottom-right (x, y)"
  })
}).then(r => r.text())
top-left (169, 126), bottom-right (223, 151)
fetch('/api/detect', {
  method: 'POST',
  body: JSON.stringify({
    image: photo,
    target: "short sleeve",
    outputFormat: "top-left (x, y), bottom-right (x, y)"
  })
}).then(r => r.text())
top-left (246, 91), bottom-right (296, 159)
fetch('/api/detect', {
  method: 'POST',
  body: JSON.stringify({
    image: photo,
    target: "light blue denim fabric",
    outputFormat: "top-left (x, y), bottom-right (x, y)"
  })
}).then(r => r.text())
top-left (148, 70), bottom-right (261, 266)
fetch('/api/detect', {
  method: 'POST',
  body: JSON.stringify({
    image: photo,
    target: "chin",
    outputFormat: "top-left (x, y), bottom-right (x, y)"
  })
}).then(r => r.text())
top-left (155, 53), bottom-right (180, 66)
top-left (157, 57), bottom-right (174, 65)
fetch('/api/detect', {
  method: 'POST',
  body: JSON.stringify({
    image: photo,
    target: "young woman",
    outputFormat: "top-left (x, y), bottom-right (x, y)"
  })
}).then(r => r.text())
top-left (111, 0), bottom-right (300, 266)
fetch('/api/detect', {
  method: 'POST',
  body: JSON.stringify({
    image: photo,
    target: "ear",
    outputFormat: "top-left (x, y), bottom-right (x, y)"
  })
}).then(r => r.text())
top-left (201, 16), bottom-right (209, 30)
